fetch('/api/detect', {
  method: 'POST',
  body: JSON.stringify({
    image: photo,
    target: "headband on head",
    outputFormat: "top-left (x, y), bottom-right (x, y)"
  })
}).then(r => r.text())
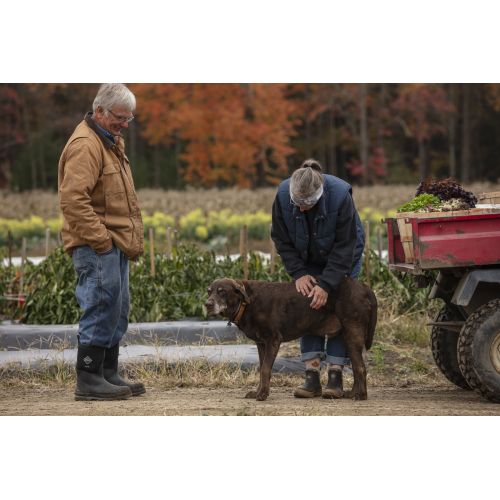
top-left (290, 184), bottom-right (324, 207)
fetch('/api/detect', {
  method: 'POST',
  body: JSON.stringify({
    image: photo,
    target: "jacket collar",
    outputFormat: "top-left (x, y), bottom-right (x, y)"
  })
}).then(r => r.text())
top-left (84, 111), bottom-right (116, 149)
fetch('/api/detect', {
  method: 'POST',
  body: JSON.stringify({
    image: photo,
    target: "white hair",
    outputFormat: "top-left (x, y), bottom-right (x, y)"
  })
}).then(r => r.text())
top-left (92, 83), bottom-right (136, 113)
top-left (290, 158), bottom-right (324, 204)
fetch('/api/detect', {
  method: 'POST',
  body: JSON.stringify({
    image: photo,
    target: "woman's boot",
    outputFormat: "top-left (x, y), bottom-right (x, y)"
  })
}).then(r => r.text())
top-left (322, 368), bottom-right (344, 399)
top-left (293, 369), bottom-right (322, 398)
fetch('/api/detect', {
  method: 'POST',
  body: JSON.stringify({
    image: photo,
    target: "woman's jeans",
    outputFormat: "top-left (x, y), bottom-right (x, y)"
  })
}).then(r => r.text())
top-left (72, 244), bottom-right (129, 348)
top-left (300, 257), bottom-right (363, 366)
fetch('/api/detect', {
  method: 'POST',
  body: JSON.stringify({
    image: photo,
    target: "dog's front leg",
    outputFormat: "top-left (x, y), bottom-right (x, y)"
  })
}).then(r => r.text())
top-left (245, 342), bottom-right (265, 399)
top-left (255, 337), bottom-right (281, 401)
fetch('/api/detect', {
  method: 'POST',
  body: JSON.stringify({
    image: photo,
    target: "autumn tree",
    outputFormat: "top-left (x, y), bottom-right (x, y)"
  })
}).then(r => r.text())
top-left (0, 84), bottom-right (24, 187)
top-left (392, 84), bottom-right (454, 181)
top-left (133, 83), bottom-right (298, 188)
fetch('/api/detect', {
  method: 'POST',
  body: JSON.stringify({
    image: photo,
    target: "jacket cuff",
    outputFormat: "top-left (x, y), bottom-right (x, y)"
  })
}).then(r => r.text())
top-left (292, 269), bottom-right (309, 281)
top-left (318, 279), bottom-right (334, 293)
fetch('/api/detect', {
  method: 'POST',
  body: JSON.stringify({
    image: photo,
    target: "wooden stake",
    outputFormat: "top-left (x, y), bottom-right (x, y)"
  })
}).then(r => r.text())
top-left (45, 227), bottom-right (51, 257)
top-left (20, 237), bottom-right (27, 296)
top-left (269, 224), bottom-right (276, 274)
top-left (166, 226), bottom-right (173, 259)
top-left (7, 230), bottom-right (13, 267)
top-left (364, 220), bottom-right (371, 287)
top-left (376, 225), bottom-right (382, 260)
top-left (149, 227), bottom-right (155, 277)
top-left (239, 225), bottom-right (248, 280)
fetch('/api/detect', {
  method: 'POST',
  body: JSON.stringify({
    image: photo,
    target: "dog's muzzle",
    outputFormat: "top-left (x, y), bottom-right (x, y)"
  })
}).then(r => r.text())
top-left (205, 299), bottom-right (226, 316)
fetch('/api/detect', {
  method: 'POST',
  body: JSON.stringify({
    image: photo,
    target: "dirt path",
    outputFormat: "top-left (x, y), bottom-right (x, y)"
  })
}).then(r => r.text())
top-left (1, 384), bottom-right (499, 415)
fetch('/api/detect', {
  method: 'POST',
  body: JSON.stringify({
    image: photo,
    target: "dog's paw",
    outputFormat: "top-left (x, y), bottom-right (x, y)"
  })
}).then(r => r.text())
top-left (345, 390), bottom-right (367, 400)
top-left (244, 390), bottom-right (258, 399)
top-left (256, 392), bottom-right (269, 401)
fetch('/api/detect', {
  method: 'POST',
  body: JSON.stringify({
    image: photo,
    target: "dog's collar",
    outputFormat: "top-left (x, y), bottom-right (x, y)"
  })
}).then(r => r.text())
top-left (228, 301), bottom-right (247, 326)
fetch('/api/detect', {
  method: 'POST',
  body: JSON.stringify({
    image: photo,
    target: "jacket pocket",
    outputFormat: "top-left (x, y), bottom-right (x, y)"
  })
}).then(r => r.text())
top-left (102, 164), bottom-right (125, 194)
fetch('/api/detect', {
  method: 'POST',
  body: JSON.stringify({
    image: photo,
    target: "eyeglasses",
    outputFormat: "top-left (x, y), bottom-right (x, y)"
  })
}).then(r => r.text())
top-left (107, 109), bottom-right (134, 123)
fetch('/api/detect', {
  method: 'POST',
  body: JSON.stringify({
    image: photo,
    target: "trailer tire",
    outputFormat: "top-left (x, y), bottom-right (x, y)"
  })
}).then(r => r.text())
top-left (431, 305), bottom-right (471, 390)
top-left (458, 299), bottom-right (500, 403)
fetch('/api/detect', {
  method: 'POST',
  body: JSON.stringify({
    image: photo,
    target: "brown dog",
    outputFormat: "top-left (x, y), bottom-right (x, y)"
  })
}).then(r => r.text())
top-left (205, 278), bottom-right (377, 401)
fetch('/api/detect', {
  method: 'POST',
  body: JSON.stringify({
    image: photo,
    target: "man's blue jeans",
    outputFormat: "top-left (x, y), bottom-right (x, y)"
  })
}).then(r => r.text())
top-left (72, 244), bottom-right (129, 348)
top-left (300, 257), bottom-right (363, 366)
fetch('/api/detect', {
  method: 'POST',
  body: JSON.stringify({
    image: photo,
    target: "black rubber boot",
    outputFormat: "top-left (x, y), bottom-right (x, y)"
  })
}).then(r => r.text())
top-left (75, 344), bottom-right (132, 401)
top-left (104, 343), bottom-right (146, 396)
top-left (293, 369), bottom-right (322, 398)
top-left (322, 369), bottom-right (344, 399)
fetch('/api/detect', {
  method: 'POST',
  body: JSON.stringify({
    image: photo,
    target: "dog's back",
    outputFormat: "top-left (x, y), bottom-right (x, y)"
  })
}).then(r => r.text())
top-left (240, 279), bottom-right (376, 346)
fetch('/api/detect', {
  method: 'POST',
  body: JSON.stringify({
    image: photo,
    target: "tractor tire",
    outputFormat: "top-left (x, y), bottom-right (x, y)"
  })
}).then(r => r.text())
top-left (430, 305), bottom-right (470, 390)
top-left (457, 298), bottom-right (500, 403)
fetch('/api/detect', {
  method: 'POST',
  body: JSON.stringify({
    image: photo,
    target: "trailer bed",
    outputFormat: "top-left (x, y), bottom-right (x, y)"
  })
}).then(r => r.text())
top-left (386, 208), bottom-right (500, 274)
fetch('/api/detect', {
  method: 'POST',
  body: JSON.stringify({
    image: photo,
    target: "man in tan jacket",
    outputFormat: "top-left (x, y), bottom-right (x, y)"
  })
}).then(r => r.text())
top-left (58, 83), bottom-right (145, 401)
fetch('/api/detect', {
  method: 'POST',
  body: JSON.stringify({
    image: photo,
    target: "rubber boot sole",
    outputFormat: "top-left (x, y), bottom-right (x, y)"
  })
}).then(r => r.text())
top-left (103, 373), bottom-right (146, 396)
top-left (322, 389), bottom-right (344, 399)
top-left (130, 386), bottom-right (146, 396)
top-left (293, 388), bottom-right (322, 398)
top-left (74, 389), bottom-right (132, 401)
top-left (74, 393), bottom-right (131, 401)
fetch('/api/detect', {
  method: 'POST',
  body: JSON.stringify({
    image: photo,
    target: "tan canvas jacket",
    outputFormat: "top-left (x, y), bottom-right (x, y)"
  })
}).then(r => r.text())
top-left (58, 113), bottom-right (144, 260)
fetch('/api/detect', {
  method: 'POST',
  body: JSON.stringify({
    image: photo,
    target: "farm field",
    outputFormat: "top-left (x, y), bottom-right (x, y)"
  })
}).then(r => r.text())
top-left (2, 182), bottom-right (500, 415)
top-left (1, 183), bottom-right (498, 220)
top-left (2, 183), bottom-right (498, 256)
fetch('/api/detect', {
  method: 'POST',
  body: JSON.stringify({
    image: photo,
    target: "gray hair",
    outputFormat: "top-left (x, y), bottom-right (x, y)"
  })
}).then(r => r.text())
top-left (92, 83), bottom-right (136, 113)
top-left (290, 159), bottom-right (324, 204)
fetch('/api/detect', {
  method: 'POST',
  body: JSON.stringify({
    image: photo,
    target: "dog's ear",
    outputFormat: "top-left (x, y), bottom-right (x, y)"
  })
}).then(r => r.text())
top-left (232, 280), bottom-right (251, 304)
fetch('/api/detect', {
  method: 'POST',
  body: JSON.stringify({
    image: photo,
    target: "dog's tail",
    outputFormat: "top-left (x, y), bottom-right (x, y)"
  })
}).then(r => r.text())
top-left (365, 290), bottom-right (377, 351)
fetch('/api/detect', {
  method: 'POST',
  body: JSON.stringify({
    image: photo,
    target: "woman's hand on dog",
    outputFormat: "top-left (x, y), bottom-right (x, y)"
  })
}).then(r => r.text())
top-left (295, 275), bottom-right (317, 296)
top-left (308, 285), bottom-right (328, 309)
top-left (295, 276), bottom-right (328, 309)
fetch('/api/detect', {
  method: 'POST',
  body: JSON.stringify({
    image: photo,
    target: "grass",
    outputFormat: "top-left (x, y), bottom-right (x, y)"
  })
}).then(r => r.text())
top-left (0, 309), bottom-right (444, 392)
top-left (0, 265), bottom-right (446, 392)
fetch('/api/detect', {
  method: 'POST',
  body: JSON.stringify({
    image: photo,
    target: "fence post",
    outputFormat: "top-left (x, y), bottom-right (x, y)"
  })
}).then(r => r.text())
top-left (165, 226), bottom-right (173, 259)
top-left (364, 220), bottom-right (371, 287)
top-left (376, 225), bottom-right (382, 260)
top-left (20, 237), bottom-right (27, 296)
top-left (149, 227), bottom-right (155, 278)
top-left (239, 225), bottom-right (248, 280)
top-left (269, 224), bottom-right (276, 274)
top-left (45, 227), bottom-right (51, 257)
top-left (7, 230), bottom-right (13, 267)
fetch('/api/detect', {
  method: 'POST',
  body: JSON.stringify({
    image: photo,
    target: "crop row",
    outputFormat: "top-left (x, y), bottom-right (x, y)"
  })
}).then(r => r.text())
top-left (0, 207), bottom-right (396, 247)
top-left (0, 243), bottom-right (430, 324)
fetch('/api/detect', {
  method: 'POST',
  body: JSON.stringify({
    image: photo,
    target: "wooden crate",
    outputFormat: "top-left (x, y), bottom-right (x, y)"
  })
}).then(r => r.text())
top-left (478, 191), bottom-right (500, 204)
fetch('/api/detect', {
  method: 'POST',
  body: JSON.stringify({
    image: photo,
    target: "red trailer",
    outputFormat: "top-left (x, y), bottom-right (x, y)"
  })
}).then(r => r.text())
top-left (386, 207), bottom-right (500, 403)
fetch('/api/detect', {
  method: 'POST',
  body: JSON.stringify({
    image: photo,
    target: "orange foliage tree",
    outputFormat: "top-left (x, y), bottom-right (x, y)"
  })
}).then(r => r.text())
top-left (132, 83), bottom-right (299, 188)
